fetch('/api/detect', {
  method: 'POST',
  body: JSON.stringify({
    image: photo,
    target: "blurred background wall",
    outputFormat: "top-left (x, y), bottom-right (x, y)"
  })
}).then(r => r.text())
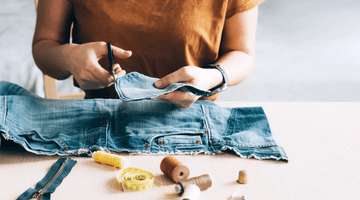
top-left (0, 0), bottom-right (359, 101)
top-left (219, 0), bottom-right (360, 101)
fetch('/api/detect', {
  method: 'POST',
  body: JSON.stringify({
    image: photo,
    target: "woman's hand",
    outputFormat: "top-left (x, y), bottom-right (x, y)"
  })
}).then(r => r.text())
top-left (65, 42), bottom-right (132, 90)
top-left (154, 66), bottom-right (222, 108)
top-left (33, 1), bottom-right (132, 90)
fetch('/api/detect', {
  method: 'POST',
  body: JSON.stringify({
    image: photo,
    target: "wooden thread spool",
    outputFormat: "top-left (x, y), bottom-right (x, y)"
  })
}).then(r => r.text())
top-left (237, 170), bottom-right (248, 184)
top-left (160, 156), bottom-right (190, 182)
top-left (175, 174), bottom-right (212, 195)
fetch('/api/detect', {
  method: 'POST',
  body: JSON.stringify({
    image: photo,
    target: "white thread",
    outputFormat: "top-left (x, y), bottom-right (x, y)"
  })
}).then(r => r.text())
top-left (230, 190), bottom-right (247, 200)
top-left (181, 184), bottom-right (201, 200)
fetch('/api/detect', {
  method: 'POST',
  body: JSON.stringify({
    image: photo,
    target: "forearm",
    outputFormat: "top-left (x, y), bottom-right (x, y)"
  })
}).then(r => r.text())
top-left (207, 5), bottom-right (258, 89)
top-left (32, 39), bottom-right (74, 80)
top-left (33, 0), bottom-right (75, 80)
top-left (207, 50), bottom-right (255, 89)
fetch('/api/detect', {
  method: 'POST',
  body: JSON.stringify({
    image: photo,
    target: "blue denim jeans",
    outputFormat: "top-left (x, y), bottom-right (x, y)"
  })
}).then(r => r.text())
top-left (0, 72), bottom-right (288, 161)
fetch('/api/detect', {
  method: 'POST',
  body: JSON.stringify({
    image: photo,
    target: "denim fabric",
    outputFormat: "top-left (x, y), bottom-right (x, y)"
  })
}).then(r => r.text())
top-left (0, 74), bottom-right (288, 161)
top-left (114, 72), bottom-right (215, 100)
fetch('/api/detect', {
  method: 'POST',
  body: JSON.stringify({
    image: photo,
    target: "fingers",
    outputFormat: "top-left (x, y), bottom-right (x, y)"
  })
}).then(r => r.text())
top-left (154, 71), bottom-right (184, 89)
top-left (114, 64), bottom-right (126, 78)
top-left (91, 42), bottom-right (132, 59)
top-left (76, 42), bottom-right (129, 89)
top-left (77, 63), bottom-right (114, 89)
top-left (112, 45), bottom-right (132, 59)
top-left (90, 63), bottom-right (126, 85)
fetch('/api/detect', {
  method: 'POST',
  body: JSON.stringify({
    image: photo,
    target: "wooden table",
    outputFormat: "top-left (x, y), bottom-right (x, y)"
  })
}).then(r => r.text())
top-left (1, 102), bottom-right (359, 200)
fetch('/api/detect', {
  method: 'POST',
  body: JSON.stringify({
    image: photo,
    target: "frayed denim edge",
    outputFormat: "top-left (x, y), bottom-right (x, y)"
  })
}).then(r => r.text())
top-left (221, 146), bottom-right (289, 161)
top-left (1, 131), bottom-right (287, 161)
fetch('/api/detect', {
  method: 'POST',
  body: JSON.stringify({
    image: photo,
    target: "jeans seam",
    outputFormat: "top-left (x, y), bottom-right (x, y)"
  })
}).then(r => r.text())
top-left (224, 108), bottom-right (235, 136)
top-left (201, 105), bottom-right (215, 152)
top-left (2, 97), bottom-right (6, 124)
top-left (103, 99), bottom-right (109, 147)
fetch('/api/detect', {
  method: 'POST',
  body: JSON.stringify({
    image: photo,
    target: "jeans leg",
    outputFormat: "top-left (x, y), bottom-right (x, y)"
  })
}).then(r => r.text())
top-left (0, 81), bottom-right (41, 98)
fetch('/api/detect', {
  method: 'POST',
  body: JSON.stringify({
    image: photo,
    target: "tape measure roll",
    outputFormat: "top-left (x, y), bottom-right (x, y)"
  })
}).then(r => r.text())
top-left (116, 167), bottom-right (154, 192)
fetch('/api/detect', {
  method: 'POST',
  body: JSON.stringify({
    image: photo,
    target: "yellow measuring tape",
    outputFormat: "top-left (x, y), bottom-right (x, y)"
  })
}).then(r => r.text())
top-left (116, 167), bottom-right (154, 192)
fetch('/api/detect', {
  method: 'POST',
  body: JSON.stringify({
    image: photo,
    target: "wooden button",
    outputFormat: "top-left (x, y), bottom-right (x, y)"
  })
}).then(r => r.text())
top-left (158, 141), bottom-right (164, 145)
top-left (63, 147), bottom-right (69, 151)
top-left (195, 140), bottom-right (201, 144)
top-left (144, 145), bottom-right (150, 148)
top-left (203, 131), bottom-right (209, 135)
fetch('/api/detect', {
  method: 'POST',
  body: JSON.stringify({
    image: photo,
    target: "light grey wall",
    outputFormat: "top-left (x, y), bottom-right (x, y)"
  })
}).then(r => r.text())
top-left (218, 0), bottom-right (360, 101)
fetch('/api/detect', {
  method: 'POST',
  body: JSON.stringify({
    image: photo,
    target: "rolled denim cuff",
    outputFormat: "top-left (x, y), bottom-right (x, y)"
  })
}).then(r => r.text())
top-left (114, 72), bottom-right (214, 101)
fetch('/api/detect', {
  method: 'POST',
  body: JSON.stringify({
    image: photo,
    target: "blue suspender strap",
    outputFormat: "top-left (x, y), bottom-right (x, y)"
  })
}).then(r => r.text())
top-left (17, 158), bottom-right (77, 200)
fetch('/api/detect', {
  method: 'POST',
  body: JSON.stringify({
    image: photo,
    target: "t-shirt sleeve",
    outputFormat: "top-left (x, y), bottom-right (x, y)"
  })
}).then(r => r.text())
top-left (226, 0), bottom-right (265, 18)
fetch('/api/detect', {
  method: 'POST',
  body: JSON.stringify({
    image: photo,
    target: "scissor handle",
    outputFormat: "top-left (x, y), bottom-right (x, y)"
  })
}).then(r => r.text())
top-left (107, 42), bottom-right (115, 75)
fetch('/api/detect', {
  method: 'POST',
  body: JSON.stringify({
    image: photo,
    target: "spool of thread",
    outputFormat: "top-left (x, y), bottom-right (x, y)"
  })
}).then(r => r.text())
top-left (237, 170), bottom-right (248, 184)
top-left (93, 151), bottom-right (129, 169)
top-left (175, 174), bottom-right (212, 195)
top-left (160, 156), bottom-right (189, 182)
top-left (230, 190), bottom-right (247, 200)
top-left (181, 184), bottom-right (201, 200)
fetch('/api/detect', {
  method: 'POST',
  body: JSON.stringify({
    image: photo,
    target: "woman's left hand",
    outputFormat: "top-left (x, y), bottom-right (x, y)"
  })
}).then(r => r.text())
top-left (154, 66), bottom-right (222, 108)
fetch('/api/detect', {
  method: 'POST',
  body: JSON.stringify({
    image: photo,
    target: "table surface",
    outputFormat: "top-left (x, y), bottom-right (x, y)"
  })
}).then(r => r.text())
top-left (1, 102), bottom-right (360, 200)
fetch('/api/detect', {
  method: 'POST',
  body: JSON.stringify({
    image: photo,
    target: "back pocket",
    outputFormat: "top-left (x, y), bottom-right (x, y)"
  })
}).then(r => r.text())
top-left (154, 134), bottom-right (205, 152)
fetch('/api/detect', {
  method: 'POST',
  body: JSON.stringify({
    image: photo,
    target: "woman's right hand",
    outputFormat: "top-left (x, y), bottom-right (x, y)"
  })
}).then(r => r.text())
top-left (65, 42), bottom-right (132, 90)
top-left (33, 1), bottom-right (132, 90)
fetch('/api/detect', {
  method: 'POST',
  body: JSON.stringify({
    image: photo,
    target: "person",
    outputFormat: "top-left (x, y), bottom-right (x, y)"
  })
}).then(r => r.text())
top-left (32, 0), bottom-right (264, 108)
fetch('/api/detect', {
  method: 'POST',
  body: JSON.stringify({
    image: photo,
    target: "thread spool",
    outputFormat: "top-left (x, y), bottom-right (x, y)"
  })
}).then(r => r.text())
top-left (237, 170), bottom-right (248, 184)
top-left (160, 156), bottom-right (189, 182)
top-left (175, 174), bottom-right (212, 195)
top-left (181, 184), bottom-right (201, 200)
top-left (93, 151), bottom-right (129, 169)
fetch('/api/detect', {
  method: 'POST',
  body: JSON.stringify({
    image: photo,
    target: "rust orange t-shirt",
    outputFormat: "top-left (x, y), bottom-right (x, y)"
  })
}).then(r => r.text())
top-left (69, 0), bottom-right (264, 98)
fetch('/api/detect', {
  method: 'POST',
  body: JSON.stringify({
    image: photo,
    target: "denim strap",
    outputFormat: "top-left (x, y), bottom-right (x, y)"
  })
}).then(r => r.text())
top-left (114, 72), bottom-right (215, 101)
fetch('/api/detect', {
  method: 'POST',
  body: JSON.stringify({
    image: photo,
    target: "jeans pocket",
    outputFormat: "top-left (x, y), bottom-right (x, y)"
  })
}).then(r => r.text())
top-left (17, 125), bottom-right (107, 154)
top-left (17, 130), bottom-right (65, 152)
top-left (153, 133), bottom-right (205, 153)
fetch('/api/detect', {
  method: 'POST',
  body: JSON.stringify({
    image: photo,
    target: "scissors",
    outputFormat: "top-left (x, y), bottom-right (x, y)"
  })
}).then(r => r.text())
top-left (73, 43), bottom-right (115, 88)
top-left (107, 42), bottom-right (115, 79)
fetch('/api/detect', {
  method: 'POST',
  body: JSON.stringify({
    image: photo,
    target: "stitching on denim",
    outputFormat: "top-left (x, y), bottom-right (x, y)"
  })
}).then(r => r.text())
top-left (3, 97), bottom-right (6, 124)
top-left (127, 149), bottom-right (214, 156)
top-left (200, 105), bottom-right (216, 152)
top-left (212, 139), bottom-right (277, 148)
top-left (146, 131), bottom-right (205, 152)
top-left (224, 107), bottom-right (235, 137)
top-left (102, 99), bottom-right (109, 147)
top-left (115, 79), bottom-right (128, 100)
